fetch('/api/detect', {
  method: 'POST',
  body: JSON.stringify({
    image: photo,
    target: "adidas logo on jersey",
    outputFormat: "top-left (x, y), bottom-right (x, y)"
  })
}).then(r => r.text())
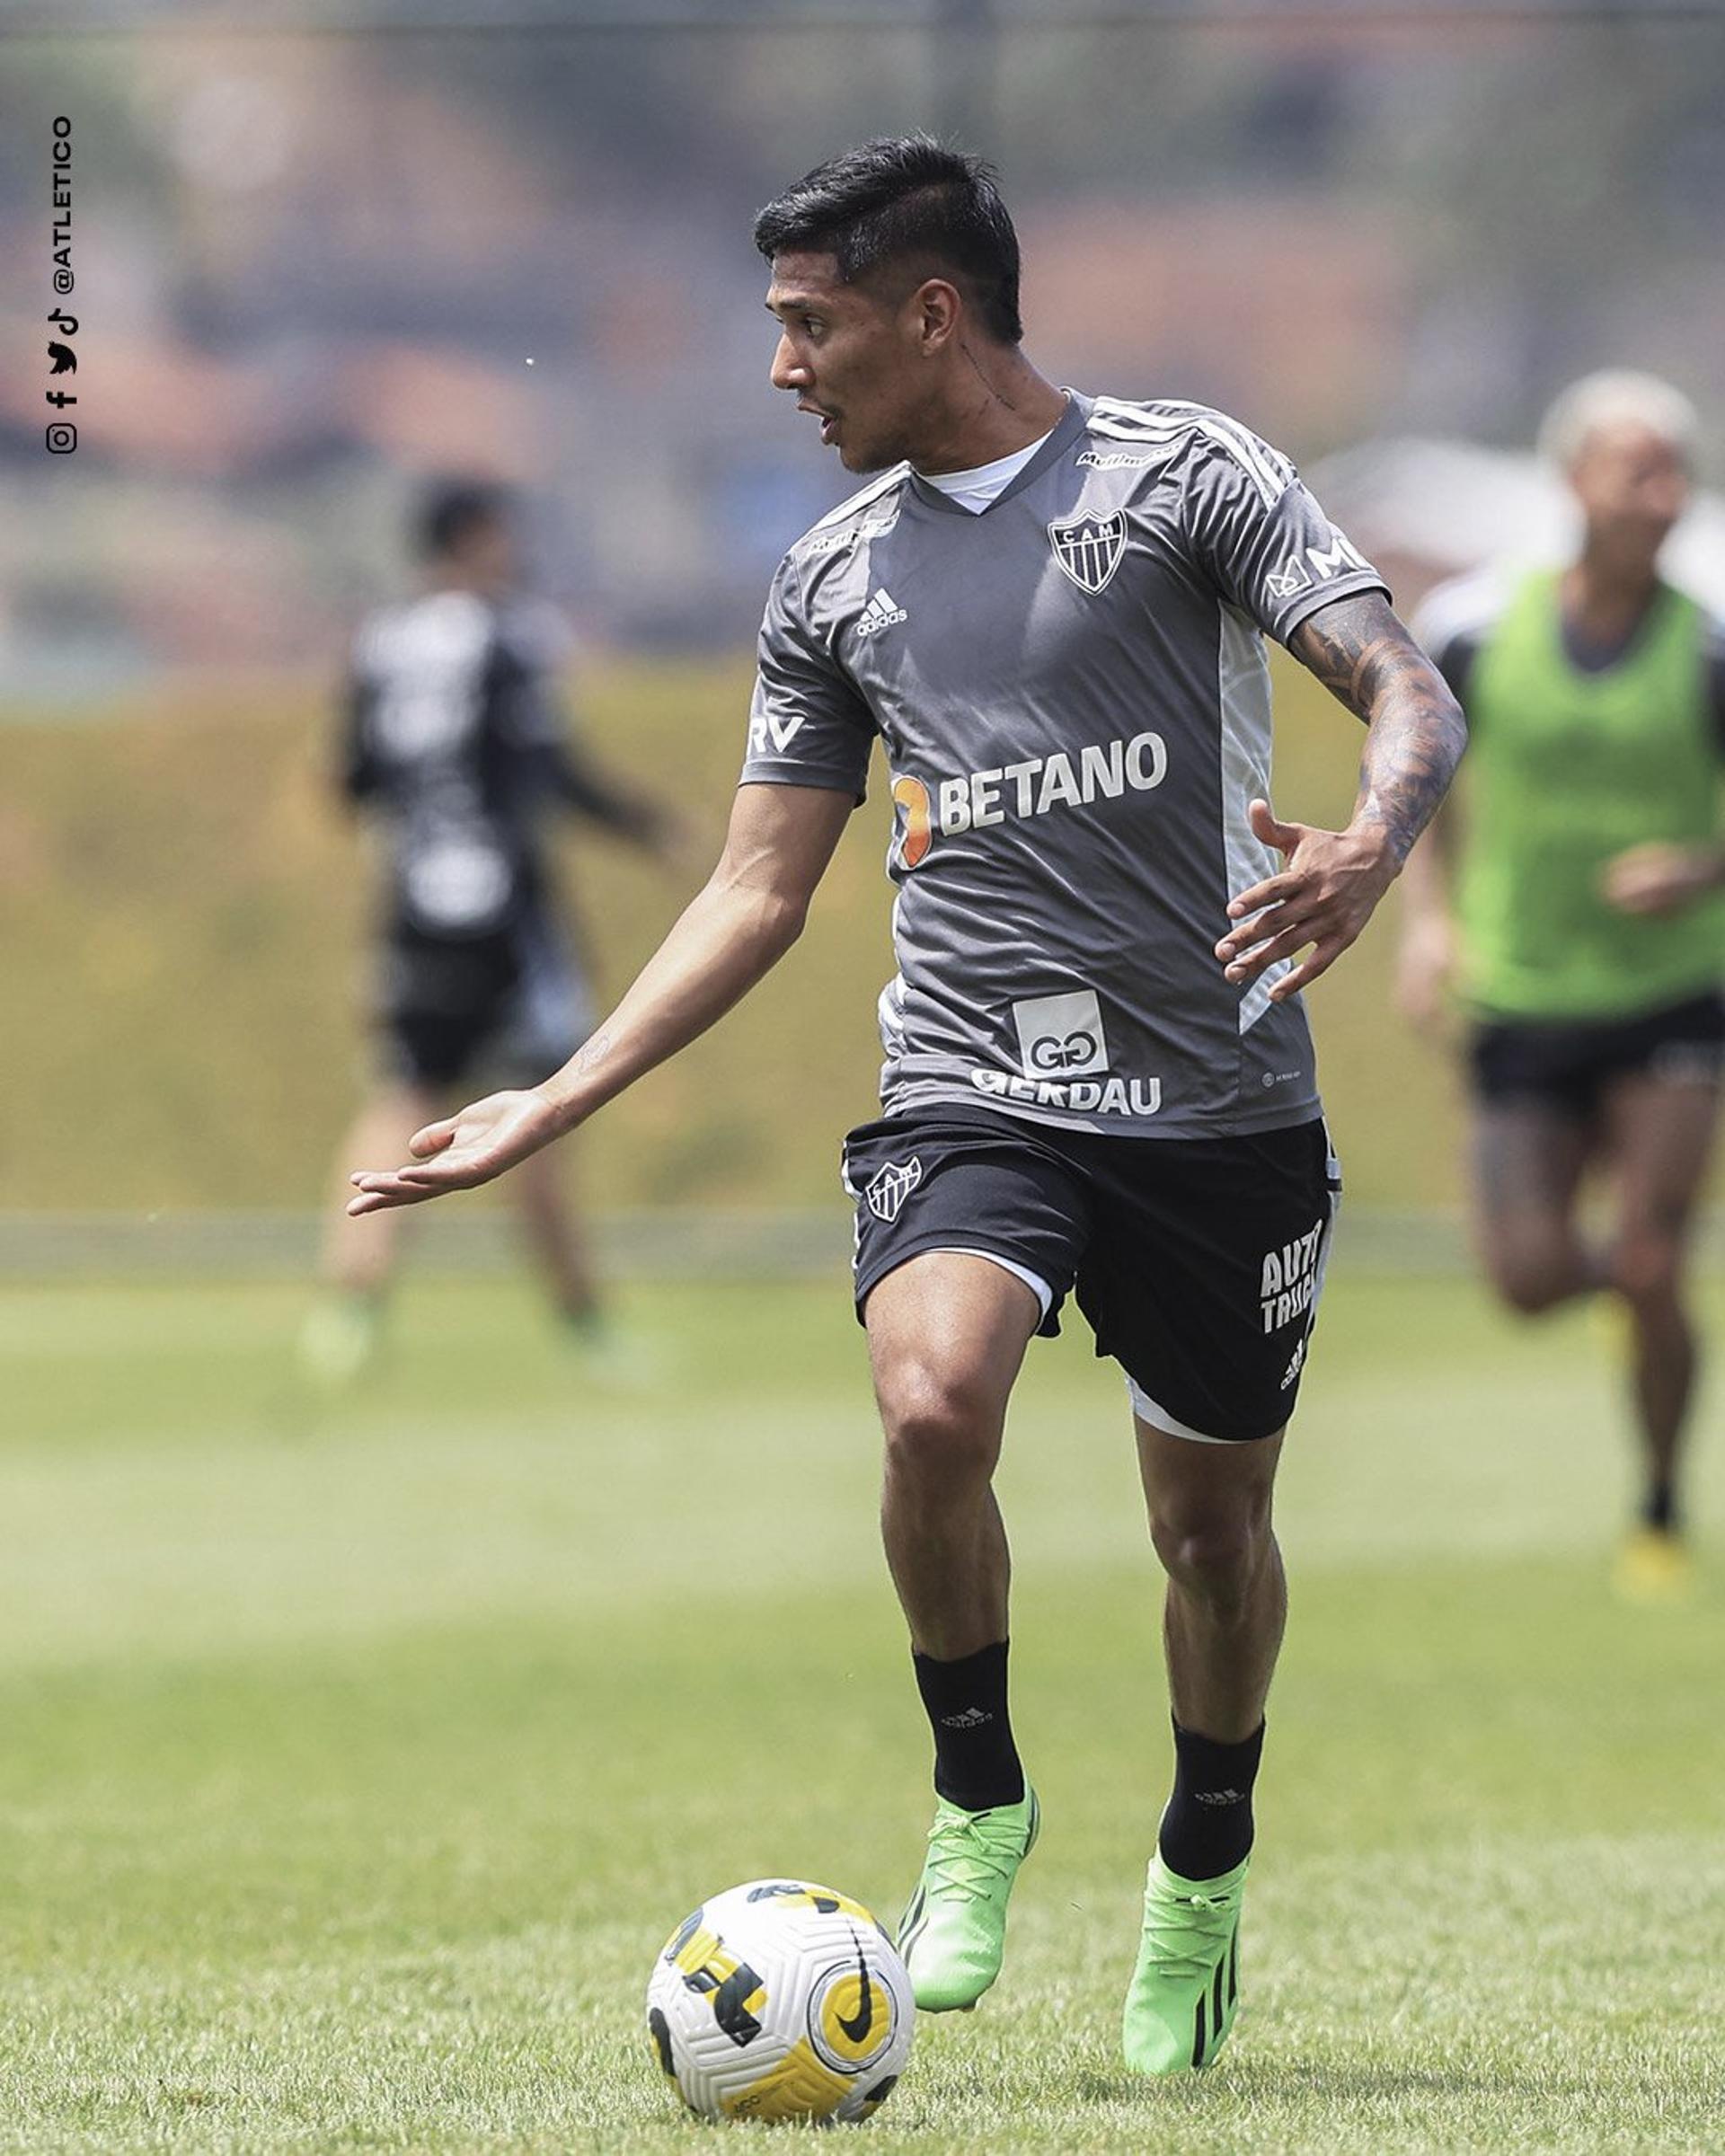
top-left (855, 587), bottom-right (908, 637)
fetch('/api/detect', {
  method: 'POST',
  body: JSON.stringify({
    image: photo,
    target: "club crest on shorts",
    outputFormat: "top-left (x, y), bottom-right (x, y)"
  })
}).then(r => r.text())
top-left (866, 1157), bottom-right (923, 1224)
top-left (1048, 508), bottom-right (1127, 595)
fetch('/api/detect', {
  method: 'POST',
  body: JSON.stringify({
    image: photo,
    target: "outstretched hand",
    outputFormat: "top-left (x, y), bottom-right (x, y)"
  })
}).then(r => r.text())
top-left (347, 1088), bottom-right (562, 1215)
top-left (1215, 798), bottom-right (1398, 1003)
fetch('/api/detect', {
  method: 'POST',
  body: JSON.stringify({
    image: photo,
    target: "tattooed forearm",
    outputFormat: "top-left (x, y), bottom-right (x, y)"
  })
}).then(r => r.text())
top-left (1288, 591), bottom-right (1427, 712)
top-left (1289, 593), bottom-right (1468, 865)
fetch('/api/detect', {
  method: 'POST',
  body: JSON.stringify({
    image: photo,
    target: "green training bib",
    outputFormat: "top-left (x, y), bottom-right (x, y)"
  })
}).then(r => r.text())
top-left (1457, 570), bottom-right (1723, 1020)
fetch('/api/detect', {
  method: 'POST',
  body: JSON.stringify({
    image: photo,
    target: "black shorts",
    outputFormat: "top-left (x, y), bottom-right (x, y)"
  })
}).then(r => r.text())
top-left (841, 1107), bottom-right (1341, 1445)
top-left (1469, 989), bottom-right (1725, 1120)
top-left (376, 915), bottom-right (592, 1091)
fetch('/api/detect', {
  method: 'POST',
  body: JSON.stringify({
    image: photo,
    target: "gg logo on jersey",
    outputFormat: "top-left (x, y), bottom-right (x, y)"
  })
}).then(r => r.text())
top-left (806, 1934), bottom-right (901, 2074)
top-left (1031, 1030), bottom-right (1098, 1072)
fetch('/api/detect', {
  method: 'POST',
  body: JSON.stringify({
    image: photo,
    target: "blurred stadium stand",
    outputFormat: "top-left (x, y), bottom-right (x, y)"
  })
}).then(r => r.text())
top-left (6, 0), bottom-right (1725, 1252)
top-left (4, 2), bottom-right (1724, 678)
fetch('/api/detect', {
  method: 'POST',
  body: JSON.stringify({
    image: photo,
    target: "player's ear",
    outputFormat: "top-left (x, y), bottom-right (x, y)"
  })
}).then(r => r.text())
top-left (911, 277), bottom-right (962, 355)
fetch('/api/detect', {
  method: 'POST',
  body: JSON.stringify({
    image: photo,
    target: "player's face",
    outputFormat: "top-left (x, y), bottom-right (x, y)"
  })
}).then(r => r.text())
top-left (1569, 422), bottom-right (1690, 572)
top-left (457, 516), bottom-right (519, 591)
top-left (435, 513), bottom-right (519, 595)
top-left (765, 252), bottom-right (938, 473)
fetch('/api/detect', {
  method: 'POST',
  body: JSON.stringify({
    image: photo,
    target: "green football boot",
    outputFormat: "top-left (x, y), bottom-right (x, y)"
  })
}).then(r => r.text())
top-left (897, 1787), bottom-right (1039, 2012)
top-left (1122, 1850), bottom-right (1248, 2074)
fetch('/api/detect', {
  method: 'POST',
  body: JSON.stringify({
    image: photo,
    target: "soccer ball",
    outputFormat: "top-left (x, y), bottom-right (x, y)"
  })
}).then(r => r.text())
top-left (645, 1878), bottom-right (916, 2124)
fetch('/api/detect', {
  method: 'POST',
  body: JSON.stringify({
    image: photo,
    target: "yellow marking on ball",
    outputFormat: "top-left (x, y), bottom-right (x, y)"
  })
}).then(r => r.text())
top-left (723, 2037), bottom-right (853, 2124)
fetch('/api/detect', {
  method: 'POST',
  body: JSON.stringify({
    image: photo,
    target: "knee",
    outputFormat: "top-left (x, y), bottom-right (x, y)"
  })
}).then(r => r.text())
top-left (1611, 1233), bottom-right (1683, 1311)
top-left (878, 1361), bottom-right (1003, 1489)
top-left (1149, 1502), bottom-right (1270, 1609)
top-left (1494, 1268), bottom-right (1569, 1318)
top-left (1487, 1242), bottom-right (1580, 1318)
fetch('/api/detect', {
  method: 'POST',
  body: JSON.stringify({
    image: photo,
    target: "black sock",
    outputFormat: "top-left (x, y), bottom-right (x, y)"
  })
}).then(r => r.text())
top-left (1157, 1718), bottom-right (1264, 1881)
top-left (912, 1641), bottom-right (1025, 1811)
top-left (1644, 1482), bottom-right (1677, 1533)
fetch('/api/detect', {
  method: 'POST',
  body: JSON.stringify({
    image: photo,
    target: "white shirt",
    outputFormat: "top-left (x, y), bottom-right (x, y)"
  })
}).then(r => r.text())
top-left (916, 422), bottom-right (1059, 514)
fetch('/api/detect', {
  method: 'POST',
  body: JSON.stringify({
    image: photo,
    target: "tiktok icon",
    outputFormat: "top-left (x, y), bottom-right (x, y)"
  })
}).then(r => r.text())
top-left (45, 309), bottom-right (77, 452)
top-left (47, 307), bottom-right (77, 402)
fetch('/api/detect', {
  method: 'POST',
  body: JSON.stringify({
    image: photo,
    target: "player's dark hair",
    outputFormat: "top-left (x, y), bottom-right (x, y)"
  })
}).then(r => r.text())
top-left (415, 479), bottom-right (513, 562)
top-left (753, 136), bottom-right (1022, 346)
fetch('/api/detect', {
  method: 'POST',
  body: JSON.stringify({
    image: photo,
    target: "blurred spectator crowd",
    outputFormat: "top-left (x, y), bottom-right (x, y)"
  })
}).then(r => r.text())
top-left (3, 3), bottom-right (1724, 688)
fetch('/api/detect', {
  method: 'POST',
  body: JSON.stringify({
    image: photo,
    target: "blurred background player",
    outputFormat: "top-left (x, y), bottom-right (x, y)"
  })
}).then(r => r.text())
top-left (1400, 372), bottom-right (1725, 1598)
top-left (299, 479), bottom-right (686, 1386)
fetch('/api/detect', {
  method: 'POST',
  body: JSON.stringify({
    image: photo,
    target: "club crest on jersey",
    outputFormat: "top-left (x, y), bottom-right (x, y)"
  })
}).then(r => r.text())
top-left (1048, 508), bottom-right (1127, 595)
top-left (866, 1157), bottom-right (923, 1224)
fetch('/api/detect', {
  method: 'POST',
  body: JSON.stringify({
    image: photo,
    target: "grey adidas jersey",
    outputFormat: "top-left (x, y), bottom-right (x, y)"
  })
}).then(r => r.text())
top-left (740, 392), bottom-right (1387, 1138)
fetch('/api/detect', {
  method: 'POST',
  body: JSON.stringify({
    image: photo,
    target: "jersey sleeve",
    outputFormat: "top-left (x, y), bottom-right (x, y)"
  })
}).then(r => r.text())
top-left (740, 552), bottom-right (876, 801)
top-left (494, 598), bottom-right (577, 754)
top-left (1181, 423), bottom-right (1388, 646)
top-left (493, 601), bottom-right (663, 839)
top-left (337, 619), bottom-right (383, 802)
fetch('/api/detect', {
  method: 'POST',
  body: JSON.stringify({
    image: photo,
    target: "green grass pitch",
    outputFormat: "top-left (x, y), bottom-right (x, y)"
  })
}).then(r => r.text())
top-left (3, 1265), bottom-right (1722, 2152)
